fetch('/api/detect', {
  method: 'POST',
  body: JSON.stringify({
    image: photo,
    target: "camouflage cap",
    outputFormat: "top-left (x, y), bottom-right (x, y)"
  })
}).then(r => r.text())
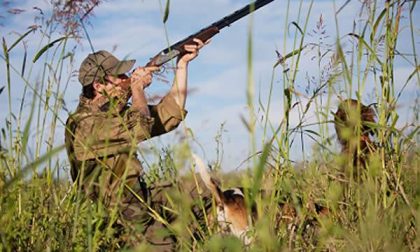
top-left (78, 50), bottom-right (136, 86)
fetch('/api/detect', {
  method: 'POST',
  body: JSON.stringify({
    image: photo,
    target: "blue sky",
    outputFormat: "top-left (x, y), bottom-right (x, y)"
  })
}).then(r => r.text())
top-left (1, 0), bottom-right (419, 175)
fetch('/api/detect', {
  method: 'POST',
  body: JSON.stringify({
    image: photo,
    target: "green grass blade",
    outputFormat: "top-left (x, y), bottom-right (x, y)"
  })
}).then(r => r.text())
top-left (289, 21), bottom-right (304, 36)
top-left (2, 37), bottom-right (13, 151)
top-left (7, 27), bottom-right (36, 52)
top-left (251, 142), bottom-right (271, 198)
top-left (21, 88), bottom-right (37, 153)
top-left (395, 65), bottom-right (420, 102)
top-left (371, 8), bottom-right (386, 42)
top-left (21, 49), bottom-right (27, 76)
top-left (33, 37), bottom-right (67, 63)
top-left (163, 0), bottom-right (170, 23)
top-left (274, 46), bottom-right (307, 68)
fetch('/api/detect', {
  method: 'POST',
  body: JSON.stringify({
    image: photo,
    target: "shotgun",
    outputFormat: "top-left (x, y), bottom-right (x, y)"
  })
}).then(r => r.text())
top-left (146, 0), bottom-right (275, 67)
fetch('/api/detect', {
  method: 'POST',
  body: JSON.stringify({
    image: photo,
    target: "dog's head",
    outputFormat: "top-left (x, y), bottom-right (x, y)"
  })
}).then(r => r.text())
top-left (334, 98), bottom-right (376, 149)
top-left (219, 188), bottom-right (250, 240)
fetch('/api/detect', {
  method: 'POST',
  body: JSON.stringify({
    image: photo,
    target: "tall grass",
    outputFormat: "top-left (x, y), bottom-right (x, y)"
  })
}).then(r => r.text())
top-left (0, 0), bottom-right (419, 251)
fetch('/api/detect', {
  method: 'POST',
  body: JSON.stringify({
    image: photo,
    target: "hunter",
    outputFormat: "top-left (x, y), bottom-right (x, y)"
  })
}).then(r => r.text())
top-left (64, 38), bottom-right (211, 250)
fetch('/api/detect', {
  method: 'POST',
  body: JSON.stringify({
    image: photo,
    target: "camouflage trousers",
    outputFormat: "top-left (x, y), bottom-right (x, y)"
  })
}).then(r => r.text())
top-left (75, 163), bottom-right (213, 251)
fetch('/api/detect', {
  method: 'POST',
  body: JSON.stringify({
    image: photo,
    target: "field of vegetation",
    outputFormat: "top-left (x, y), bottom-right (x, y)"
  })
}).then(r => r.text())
top-left (0, 0), bottom-right (419, 251)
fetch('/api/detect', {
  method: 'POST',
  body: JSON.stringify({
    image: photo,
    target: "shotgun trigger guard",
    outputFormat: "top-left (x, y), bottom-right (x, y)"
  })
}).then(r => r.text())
top-left (158, 65), bottom-right (166, 74)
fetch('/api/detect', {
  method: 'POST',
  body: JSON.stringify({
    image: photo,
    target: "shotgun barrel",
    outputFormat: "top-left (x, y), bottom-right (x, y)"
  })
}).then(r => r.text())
top-left (146, 0), bottom-right (275, 66)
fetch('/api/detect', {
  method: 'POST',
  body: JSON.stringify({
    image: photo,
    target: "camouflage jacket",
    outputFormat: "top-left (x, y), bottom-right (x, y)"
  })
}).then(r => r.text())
top-left (65, 94), bottom-right (187, 183)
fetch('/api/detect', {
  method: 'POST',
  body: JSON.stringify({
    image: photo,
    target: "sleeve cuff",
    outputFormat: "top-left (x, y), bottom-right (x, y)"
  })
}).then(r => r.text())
top-left (159, 94), bottom-right (188, 120)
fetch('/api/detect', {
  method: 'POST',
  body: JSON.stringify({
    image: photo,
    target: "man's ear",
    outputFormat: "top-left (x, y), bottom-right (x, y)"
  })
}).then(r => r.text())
top-left (93, 82), bottom-right (103, 92)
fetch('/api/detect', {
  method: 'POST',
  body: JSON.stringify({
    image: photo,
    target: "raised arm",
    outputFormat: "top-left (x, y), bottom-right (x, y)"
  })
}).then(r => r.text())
top-left (169, 38), bottom-right (209, 109)
top-left (130, 66), bottom-right (160, 117)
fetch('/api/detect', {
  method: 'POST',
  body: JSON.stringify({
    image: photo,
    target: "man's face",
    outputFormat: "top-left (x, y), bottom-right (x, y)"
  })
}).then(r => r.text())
top-left (97, 73), bottom-right (131, 98)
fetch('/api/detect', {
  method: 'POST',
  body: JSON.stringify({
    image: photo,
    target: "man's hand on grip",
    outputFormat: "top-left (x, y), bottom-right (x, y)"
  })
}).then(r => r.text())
top-left (131, 66), bottom-right (160, 90)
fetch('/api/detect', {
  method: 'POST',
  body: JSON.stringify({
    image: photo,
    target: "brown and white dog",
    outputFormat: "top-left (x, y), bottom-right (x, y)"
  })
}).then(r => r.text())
top-left (192, 153), bottom-right (253, 244)
top-left (192, 154), bottom-right (329, 245)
